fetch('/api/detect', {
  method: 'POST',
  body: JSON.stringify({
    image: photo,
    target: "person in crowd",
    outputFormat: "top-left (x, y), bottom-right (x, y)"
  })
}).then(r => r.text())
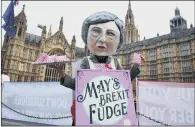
top-left (50, 11), bottom-right (143, 126)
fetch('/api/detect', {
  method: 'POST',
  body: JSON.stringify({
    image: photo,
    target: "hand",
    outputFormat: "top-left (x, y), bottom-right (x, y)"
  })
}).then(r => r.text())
top-left (132, 55), bottom-right (145, 71)
top-left (132, 55), bottom-right (144, 68)
top-left (49, 64), bottom-right (65, 77)
top-left (140, 55), bottom-right (145, 63)
top-left (132, 53), bottom-right (145, 65)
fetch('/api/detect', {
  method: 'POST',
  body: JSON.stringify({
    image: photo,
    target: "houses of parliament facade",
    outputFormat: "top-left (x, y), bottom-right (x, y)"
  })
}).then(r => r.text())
top-left (116, 2), bottom-right (195, 83)
top-left (2, 2), bottom-right (195, 83)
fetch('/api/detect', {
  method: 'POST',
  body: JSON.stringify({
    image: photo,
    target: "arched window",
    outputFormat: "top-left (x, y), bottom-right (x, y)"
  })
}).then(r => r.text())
top-left (29, 50), bottom-right (33, 60)
top-left (23, 48), bottom-right (27, 58)
top-left (24, 76), bottom-right (28, 82)
top-left (7, 60), bottom-right (10, 69)
top-left (18, 75), bottom-right (22, 81)
top-left (9, 45), bottom-right (13, 55)
top-left (5, 35), bottom-right (9, 43)
top-left (178, 19), bottom-right (181, 26)
top-left (18, 28), bottom-right (22, 37)
top-left (35, 51), bottom-right (39, 60)
top-left (26, 63), bottom-right (30, 72)
top-left (15, 26), bottom-right (17, 34)
top-left (15, 61), bottom-right (18, 70)
top-left (12, 46), bottom-right (18, 56)
top-left (10, 60), bottom-right (14, 69)
top-left (20, 20), bottom-right (24, 25)
top-left (174, 20), bottom-right (177, 27)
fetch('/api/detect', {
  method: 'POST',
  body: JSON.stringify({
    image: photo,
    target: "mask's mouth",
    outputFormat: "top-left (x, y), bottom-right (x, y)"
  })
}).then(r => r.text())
top-left (96, 43), bottom-right (107, 50)
top-left (97, 46), bottom-right (106, 49)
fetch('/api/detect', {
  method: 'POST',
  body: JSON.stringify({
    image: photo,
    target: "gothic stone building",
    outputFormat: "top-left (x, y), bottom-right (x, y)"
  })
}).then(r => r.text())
top-left (1, 6), bottom-right (85, 82)
top-left (116, 7), bottom-right (195, 83)
top-left (124, 1), bottom-right (140, 43)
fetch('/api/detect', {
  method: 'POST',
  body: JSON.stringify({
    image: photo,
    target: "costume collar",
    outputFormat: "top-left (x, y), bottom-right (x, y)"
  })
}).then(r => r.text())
top-left (89, 54), bottom-right (112, 64)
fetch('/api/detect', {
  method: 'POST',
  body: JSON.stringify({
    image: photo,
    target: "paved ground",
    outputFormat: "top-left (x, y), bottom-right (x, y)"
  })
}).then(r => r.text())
top-left (2, 120), bottom-right (25, 126)
top-left (1, 118), bottom-right (51, 126)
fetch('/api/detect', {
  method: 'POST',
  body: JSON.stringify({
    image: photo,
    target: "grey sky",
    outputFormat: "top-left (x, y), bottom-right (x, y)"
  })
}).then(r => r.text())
top-left (1, 1), bottom-right (194, 48)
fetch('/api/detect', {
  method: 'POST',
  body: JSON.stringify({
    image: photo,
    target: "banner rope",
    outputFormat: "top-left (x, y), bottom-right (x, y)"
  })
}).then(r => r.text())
top-left (136, 112), bottom-right (171, 126)
top-left (1, 102), bottom-right (72, 119)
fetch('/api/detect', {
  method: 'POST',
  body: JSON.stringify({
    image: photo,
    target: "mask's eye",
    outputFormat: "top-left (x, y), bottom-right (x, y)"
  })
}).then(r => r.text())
top-left (107, 30), bottom-right (115, 37)
top-left (91, 27), bottom-right (101, 36)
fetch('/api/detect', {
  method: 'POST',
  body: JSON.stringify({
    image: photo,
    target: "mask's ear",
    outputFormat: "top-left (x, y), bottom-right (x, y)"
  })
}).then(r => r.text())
top-left (116, 30), bottom-right (122, 50)
top-left (87, 37), bottom-right (94, 55)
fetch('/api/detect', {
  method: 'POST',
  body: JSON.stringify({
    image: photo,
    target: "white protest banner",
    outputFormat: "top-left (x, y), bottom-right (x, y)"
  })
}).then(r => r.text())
top-left (1, 82), bottom-right (73, 125)
top-left (137, 80), bottom-right (194, 125)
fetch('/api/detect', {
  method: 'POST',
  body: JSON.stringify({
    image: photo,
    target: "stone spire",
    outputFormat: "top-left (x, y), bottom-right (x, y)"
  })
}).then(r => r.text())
top-left (59, 17), bottom-right (63, 31)
top-left (128, 0), bottom-right (131, 11)
top-left (124, 0), bottom-right (139, 43)
top-left (47, 24), bottom-right (52, 38)
top-left (170, 7), bottom-right (187, 32)
top-left (41, 26), bottom-right (47, 40)
top-left (71, 35), bottom-right (76, 49)
top-left (126, 0), bottom-right (134, 25)
top-left (175, 6), bottom-right (180, 16)
top-left (22, 4), bottom-right (25, 11)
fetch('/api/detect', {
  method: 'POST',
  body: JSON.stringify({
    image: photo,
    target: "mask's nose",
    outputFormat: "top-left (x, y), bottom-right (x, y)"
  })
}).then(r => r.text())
top-left (98, 34), bottom-right (106, 44)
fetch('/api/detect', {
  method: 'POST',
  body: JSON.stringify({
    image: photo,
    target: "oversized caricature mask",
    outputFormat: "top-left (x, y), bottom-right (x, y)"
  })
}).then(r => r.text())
top-left (81, 11), bottom-right (124, 56)
top-left (87, 21), bottom-right (120, 56)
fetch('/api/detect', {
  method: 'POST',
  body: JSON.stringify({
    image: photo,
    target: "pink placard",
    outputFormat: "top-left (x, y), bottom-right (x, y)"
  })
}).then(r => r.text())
top-left (75, 69), bottom-right (138, 126)
top-left (133, 53), bottom-right (141, 64)
top-left (32, 53), bottom-right (72, 66)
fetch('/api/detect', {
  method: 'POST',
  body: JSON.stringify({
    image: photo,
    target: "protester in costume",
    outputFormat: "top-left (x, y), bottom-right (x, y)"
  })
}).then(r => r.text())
top-left (51, 11), bottom-right (142, 126)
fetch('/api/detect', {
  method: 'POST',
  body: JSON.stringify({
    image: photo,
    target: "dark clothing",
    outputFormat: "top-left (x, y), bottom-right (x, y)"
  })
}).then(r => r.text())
top-left (94, 55), bottom-right (108, 63)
